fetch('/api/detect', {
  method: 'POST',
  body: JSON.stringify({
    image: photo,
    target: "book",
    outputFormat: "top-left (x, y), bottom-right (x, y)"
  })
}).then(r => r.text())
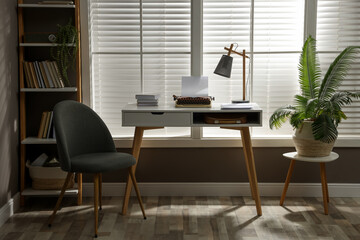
top-left (221, 103), bottom-right (253, 110)
top-left (46, 111), bottom-right (53, 139)
top-left (23, 62), bottom-right (32, 88)
top-left (51, 61), bottom-right (65, 87)
top-left (48, 61), bottom-right (62, 88)
top-left (37, 112), bottom-right (47, 138)
top-left (38, 61), bottom-right (50, 88)
top-left (43, 112), bottom-right (51, 138)
top-left (47, 61), bottom-right (59, 88)
top-left (29, 62), bottom-right (40, 88)
top-left (34, 61), bottom-right (45, 88)
top-left (38, 1), bottom-right (74, 4)
top-left (42, 61), bottom-right (55, 88)
top-left (31, 153), bottom-right (48, 167)
top-left (135, 93), bottom-right (160, 100)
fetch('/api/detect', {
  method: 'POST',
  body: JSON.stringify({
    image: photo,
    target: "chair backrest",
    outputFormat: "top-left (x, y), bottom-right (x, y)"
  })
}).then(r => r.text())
top-left (53, 100), bottom-right (116, 172)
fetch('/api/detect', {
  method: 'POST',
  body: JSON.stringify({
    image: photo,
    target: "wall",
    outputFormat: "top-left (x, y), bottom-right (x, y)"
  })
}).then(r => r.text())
top-left (0, 0), bottom-right (19, 207)
top-left (84, 147), bottom-right (360, 184)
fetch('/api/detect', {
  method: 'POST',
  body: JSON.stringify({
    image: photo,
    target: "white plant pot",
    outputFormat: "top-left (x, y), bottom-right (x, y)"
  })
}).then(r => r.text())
top-left (292, 121), bottom-right (335, 157)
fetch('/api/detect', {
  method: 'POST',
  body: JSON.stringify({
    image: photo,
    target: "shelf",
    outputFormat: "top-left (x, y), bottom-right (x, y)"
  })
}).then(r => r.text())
top-left (22, 185), bottom-right (78, 197)
top-left (20, 43), bottom-right (76, 47)
top-left (22, 137), bottom-right (56, 145)
top-left (21, 87), bottom-right (77, 92)
top-left (18, 4), bottom-right (75, 9)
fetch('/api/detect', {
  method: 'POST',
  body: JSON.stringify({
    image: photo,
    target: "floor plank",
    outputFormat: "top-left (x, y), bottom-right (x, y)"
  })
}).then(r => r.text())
top-left (1, 196), bottom-right (359, 240)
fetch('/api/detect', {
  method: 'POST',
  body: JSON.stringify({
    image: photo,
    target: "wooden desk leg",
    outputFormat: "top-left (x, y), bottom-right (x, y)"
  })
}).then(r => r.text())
top-left (77, 173), bottom-right (82, 206)
top-left (240, 127), bottom-right (262, 216)
top-left (122, 127), bottom-right (163, 215)
top-left (320, 163), bottom-right (329, 215)
top-left (122, 127), bottom-right (145, 215)
top-left (280, 160), bottom-right (295, 206)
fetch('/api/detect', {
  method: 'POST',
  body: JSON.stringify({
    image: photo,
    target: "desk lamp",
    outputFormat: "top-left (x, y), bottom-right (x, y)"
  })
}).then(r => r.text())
top-left (214, 43), bottom-right (250, 103)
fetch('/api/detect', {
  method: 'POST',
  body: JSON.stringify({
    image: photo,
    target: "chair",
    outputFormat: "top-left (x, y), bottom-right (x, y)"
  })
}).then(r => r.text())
top-left (48, 100), bottom-right (146, 238)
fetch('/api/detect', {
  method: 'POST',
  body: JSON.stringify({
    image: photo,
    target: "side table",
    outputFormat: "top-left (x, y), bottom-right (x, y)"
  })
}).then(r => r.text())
top-left (280, 151), bottom-right (339, 215)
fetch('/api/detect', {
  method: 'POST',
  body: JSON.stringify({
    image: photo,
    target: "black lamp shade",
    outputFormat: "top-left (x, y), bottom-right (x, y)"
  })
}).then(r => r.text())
top-left (214, 55), bottom-right (233, 78)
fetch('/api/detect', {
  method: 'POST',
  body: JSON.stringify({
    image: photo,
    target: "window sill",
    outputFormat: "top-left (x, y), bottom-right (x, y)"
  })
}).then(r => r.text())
top-left (114, 136), bottom-right (360, 148)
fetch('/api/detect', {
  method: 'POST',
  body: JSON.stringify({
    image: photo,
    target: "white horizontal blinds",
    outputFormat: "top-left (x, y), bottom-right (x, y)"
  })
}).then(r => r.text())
top-left (252, 0), bottom-right (304, 136)
top-left (90, 0), bottom-right (141, 137)
top-left (317, 0), bottom-right (360, 51)
top-left (317, 0), bottom-right (360, 137)
top-left (142, 0), bottom-right (191, 53)
top-left (202, 0), bottom-right (251, 137)
top-left (316, 0), bottom-right (360, 137)
top-left (90, 0), bottom-right (140, 53)
top-left (90, 0), bottom-right (191, 137)
top-left (142, 0), bottom-right (191, 137)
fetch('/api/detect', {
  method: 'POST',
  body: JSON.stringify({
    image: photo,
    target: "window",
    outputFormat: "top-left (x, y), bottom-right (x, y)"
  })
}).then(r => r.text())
top-left (89, 0), bottom-right (360, 141)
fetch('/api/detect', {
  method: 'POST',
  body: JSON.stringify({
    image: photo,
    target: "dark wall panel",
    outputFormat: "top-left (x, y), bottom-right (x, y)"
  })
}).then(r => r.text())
top-left (0, 0), bottom-right (19, 207)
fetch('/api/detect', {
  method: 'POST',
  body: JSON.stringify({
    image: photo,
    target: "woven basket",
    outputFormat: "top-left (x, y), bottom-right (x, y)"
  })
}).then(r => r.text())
top-left (293, 121), bottom-right (335, 157)
top-left (32, 176), bottom-right (74, 190)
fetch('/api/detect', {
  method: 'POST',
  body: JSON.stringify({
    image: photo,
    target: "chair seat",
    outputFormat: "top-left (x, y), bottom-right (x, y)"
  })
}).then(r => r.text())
top-left (71, 152), bottom-right (136, 173)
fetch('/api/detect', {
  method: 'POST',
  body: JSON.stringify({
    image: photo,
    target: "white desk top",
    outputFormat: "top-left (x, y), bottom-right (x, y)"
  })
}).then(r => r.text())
top-left (122, 103), bottom-right (262, 127)
top-left (123, 103), bottom-right (262, 113)
top-left (283, 152), bottom-right (339, 163)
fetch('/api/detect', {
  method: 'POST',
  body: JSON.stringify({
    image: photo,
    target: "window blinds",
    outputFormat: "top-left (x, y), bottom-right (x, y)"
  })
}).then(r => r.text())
top-left (317, 0), bottom-right (360, 136)
top-left (203, 0), bottom-right (304, 137)
top-left (90, 0), bottom-right (191, 137)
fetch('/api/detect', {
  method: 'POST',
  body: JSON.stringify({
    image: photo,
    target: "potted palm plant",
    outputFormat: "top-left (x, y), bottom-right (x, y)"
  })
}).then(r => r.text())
top-left (269, 36), bottom-right (360, 157)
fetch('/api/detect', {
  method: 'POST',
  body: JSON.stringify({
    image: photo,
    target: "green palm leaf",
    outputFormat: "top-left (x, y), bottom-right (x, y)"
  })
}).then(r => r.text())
top-left (319, 46), bottom-right (360, 100)
top-left (269, 105), bottom-right (296, 129)
top-left (298, 36), bottom-right (321, 99)
top-left (312, 114), bottom-right (338, 143)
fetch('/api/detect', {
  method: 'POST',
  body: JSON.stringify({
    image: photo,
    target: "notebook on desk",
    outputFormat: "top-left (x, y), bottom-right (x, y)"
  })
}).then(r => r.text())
top-left (221, 103), bottom-right (253, 109)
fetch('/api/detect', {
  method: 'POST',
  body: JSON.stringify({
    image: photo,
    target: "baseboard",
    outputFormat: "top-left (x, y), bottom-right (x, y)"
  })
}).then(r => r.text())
top-left (0, 193), bottom-right (20, 228)
top-left (82, 182), bottom-right (360, 198)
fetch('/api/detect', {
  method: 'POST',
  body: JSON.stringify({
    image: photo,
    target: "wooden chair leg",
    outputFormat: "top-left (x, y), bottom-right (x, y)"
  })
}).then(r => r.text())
top-left (48, 172), bottom-right (73, 226)
top-left (280, 160), bottom-right (296, 206)
top-left (94, 173), bottom-right (100, 238)
top-left (99, 173), bottom-right (102, 210)
top-left (320, 163), bottom-right (329, 215)
top-left (128, 167), bottom-right (146, 219)
top-left (77, 173), bottom-right (82, 206)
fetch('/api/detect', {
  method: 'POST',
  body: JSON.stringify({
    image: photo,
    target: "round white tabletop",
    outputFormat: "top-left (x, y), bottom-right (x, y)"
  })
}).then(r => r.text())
top-left (283, 152), bottom-right (339, 163)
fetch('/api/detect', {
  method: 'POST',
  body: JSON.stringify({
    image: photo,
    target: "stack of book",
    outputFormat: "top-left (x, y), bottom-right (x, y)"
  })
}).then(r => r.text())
top-left (23, 61), bottom-right (66, 88)
top-left (135, 93), bottom-right (159, 106)
top-left (37, 111), bottom-right (55, 139)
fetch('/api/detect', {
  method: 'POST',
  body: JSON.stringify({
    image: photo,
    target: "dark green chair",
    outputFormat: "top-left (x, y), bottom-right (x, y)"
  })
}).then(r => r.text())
top-left (48, 100), bottom-right (146, 238)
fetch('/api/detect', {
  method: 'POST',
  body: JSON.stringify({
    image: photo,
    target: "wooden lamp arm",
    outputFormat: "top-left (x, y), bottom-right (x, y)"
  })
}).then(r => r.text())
top-left (225, 45), bottom-right (250, 59)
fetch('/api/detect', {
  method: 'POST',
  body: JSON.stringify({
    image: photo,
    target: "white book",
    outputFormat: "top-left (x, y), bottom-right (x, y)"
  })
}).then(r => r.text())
top-left (221, 103), bottom-right (253, 110)
top-left (135, 93), bottom-right (160, 100)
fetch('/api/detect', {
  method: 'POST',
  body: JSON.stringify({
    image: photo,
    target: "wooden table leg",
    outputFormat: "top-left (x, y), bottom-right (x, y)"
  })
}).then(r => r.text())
top-left (320, 163), bottom-right (329, 215)
top-left (280, 160), bottom-right (295, 206)
top-left (122, 127), bottom-right (163, 215)
top-left (77, 173), bottom-right (82, 206)
top-left (240, 127), bottom-right (262, 216)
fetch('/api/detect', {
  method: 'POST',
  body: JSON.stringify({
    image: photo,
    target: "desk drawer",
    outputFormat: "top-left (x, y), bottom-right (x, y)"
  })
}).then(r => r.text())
top-left (123, 112), bottom-right (191, 126)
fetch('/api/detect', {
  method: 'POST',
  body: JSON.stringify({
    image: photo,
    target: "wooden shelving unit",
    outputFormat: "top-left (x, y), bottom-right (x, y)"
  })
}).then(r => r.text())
top-left (18, 0), bottom-right (82, 206)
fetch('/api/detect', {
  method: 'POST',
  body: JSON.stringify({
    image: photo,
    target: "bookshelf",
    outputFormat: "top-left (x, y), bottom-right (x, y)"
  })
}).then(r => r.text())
top-left (18, 0), bottom-right (82, 206)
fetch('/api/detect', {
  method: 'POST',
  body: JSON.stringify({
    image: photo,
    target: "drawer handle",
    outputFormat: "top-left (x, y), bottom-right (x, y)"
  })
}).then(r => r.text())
top-left (151, 112), bottom-right (164, 115)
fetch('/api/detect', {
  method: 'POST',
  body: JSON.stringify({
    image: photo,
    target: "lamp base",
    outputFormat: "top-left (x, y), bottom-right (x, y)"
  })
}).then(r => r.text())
top-left (231, 99), bottom-right (249, 103)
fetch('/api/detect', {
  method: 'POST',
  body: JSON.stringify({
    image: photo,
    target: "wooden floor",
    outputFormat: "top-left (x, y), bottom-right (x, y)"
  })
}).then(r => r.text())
top-left (1, 196), bottom-right (360, 240)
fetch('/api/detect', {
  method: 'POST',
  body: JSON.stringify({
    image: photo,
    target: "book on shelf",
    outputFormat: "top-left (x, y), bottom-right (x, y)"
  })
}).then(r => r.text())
top-left (22, 61), bottom-right (66, 88)
top-left (37, 112), bottom-right (47, 138)
top-left (28, 62), bottom-right (39, 88)
top-left (23, 62), bottom-right (33, 88)
top-left (37, 111), bottom-right (54, 139)
top-left (38, 1), bottom-right (74, 4)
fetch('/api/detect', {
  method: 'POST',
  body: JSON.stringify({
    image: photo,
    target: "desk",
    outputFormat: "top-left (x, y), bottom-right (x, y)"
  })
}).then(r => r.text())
top-left (121, 103), bottom-right (263, 216)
